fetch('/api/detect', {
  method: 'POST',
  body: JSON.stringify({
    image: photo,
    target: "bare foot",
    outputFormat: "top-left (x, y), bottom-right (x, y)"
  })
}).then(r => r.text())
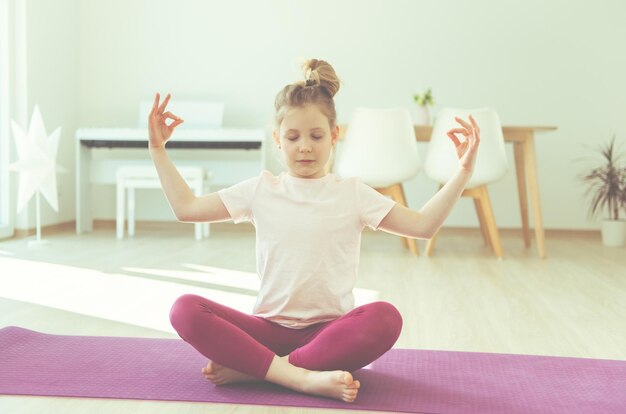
top-left (300, 370), bottom-right (361, 403)
top-left (201, 360), bottom-right (260, 385)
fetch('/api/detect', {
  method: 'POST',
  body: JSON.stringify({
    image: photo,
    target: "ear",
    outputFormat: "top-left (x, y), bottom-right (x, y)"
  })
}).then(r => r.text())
top-left (331, 124), bottom-right (340, 146)
top-left (272, 129), bottom-right (280, 147)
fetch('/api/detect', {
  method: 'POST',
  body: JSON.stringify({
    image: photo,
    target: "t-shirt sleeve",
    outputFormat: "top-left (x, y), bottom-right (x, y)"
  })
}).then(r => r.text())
top-left (357, 180), bottom-right (397, 230)
top-left (218, 175), bottom-right (261, 224)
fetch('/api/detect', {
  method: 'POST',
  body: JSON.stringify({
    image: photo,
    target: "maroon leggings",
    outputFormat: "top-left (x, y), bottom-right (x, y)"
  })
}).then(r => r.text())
top-left (169, 294), bottom-right (403, 379)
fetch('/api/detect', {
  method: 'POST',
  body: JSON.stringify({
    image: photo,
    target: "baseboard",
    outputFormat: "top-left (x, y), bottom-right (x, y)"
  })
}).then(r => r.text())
top-left (435, 226), bottom-right (600, 239)
top-left (91, 220), bottom-right (254, 233)
top-left (12, 221), bottom-right (76, 238)
top-left (7, 220), bottom-right (599, 240)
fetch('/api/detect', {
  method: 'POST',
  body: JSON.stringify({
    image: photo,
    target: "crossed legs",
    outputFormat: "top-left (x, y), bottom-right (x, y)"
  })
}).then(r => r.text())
top-left (169, 294), bottom-right (402, 402)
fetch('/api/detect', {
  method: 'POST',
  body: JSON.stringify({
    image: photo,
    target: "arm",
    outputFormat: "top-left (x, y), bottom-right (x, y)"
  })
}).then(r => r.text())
top-left (378, 115), bottom-right (480, 239)
top-left (148, 93), bottom-right (231, 223)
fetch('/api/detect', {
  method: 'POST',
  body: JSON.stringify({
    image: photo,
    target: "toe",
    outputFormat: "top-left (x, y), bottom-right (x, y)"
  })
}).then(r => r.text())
top-left (343, 394), bottom-right (357, 403)
top-left (210, 362), bottom-right (223, 373)
top-left (343, 387), bottom-right (358, 397)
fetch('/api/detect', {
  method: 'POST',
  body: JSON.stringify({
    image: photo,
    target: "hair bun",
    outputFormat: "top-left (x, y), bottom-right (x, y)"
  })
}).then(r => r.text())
top-left (301, 59), bottom-right (340, 98)
top-left (273, 58), bottom-right (340, 129)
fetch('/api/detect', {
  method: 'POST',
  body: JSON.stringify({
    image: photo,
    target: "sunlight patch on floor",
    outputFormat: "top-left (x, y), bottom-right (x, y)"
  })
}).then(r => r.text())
top-left (0, 257), bottom-right (256, 333)
top-left (1, 257), bottom-right (380, 332)
top-left (122, 264), bottom-right (261, 291)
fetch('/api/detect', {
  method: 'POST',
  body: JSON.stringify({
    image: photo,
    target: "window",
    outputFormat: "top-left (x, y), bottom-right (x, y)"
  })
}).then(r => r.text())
top-left (0, 0), bottom-right (19, 239)
top-left (0, 0), bottom-right (12, 238)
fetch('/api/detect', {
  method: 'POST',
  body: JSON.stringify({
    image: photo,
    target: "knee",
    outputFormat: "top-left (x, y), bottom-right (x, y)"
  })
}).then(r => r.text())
top-left (169, 294), bottom-right (205, 337)
top-left (366, 301), bottom-right (403, 342)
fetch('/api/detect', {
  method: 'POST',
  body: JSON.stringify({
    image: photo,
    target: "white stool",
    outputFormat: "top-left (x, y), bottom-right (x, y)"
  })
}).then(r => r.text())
top-left (116, 165), bottom-right (211, 240)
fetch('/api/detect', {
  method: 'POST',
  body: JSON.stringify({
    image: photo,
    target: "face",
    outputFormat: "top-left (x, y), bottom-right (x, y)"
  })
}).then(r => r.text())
top-left (273, 104), bottom-right (339, 179)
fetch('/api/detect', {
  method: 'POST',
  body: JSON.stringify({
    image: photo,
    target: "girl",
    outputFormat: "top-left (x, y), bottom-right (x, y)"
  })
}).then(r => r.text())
top-left (149, 59), bottom-right (480, 403)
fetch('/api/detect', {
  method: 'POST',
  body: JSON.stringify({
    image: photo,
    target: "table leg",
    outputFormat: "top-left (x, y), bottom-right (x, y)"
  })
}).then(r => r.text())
top-left (513, 142), bottom-right (531, 247)
top-left (523, 134), bottom-right (547, 258)
top-left (75, 141), bottom-right (93, 233)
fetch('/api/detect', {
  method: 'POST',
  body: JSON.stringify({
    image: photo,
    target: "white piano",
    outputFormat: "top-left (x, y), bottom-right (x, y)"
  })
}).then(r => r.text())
top-left (75, 101), bottom-right (265, 234)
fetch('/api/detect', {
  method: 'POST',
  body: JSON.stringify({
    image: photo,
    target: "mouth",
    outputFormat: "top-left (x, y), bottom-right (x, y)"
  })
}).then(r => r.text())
top-left (297, 160), bottom-right (315, 163)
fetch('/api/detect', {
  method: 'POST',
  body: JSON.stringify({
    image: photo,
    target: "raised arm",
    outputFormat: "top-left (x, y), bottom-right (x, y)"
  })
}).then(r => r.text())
top-left (148, 92), bottom-right (231, 223)
top-left (378, 115), bottom-right (480, 239)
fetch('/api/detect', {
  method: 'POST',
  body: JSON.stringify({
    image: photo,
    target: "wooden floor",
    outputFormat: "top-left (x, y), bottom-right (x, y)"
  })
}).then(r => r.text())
top-left (1, 223), bottom-right (625, 414)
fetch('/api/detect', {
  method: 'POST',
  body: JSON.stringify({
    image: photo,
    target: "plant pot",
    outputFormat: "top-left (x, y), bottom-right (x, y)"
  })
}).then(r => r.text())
top-left (414, 105), bottom-right (431, 125)
top-left (601, 219), bottom-right (626, 247)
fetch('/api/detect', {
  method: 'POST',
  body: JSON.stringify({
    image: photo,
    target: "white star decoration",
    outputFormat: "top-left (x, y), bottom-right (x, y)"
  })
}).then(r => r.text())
top-left (8, 105), bottom-right (66, 214)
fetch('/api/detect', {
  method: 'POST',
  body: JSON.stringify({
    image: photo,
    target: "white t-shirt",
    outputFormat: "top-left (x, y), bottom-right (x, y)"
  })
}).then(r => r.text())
top-left (218, 170), bottom-right (396, 328)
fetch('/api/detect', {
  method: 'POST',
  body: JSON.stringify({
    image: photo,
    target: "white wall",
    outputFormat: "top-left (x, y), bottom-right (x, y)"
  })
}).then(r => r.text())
top-left (16, 0), bottom-right (626, 230)
top-left (12, 0), bottom-right (79, 230)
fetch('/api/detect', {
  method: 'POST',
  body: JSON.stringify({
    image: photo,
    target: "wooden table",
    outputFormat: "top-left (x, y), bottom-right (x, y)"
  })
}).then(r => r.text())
top-left (338, 125), bottom-right (557, 258)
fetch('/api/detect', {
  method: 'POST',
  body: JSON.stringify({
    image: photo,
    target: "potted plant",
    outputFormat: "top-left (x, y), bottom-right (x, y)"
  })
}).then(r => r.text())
top-left (580, 135), bottom-right (626, 246)
top-left (412, 88), bottom-right (434, 125)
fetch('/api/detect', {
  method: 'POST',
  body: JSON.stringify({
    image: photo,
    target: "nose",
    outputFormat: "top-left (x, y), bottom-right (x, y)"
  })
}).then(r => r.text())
top-left (298, 142), bottom-right (312, 152)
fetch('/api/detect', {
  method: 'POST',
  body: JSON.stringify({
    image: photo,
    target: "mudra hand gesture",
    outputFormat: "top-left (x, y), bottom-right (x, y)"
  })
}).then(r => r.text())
top-left (148, 93), bottom-right (184, 149)
top-left (447, 115), bottom-right (480, 173)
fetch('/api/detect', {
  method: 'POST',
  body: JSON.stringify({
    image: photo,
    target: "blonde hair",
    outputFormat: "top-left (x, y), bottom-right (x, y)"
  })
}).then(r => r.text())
top-left (274, 59), bottom-right (341, 128)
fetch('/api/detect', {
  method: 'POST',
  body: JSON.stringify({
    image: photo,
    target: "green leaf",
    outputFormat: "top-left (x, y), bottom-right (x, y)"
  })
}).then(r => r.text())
top-left (578, 134), bottom-right (626, 220)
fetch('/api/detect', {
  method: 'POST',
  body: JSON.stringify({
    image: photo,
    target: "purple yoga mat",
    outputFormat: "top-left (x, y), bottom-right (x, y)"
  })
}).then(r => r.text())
top-left (0, 326), bottom-right (624, 413)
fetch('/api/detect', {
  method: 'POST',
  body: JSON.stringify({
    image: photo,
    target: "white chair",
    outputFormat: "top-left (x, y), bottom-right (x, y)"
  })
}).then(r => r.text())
top-left (423, 107), bottom-right (508, 258)
top-left (334, 107), bottom-right (421, 255)
top-left (116, 165), bottom-right (211, 240)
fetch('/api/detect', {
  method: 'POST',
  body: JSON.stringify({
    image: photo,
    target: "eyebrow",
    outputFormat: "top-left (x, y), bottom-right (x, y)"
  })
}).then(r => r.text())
top-left (285, 127), bottom-right (325, 133)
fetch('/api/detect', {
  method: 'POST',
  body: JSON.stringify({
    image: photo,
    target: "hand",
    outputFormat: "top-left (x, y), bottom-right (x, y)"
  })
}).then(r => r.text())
top-left (148, 93), bottom-right (184, 149)
top-left (446, 115), bottom-right (480, 173)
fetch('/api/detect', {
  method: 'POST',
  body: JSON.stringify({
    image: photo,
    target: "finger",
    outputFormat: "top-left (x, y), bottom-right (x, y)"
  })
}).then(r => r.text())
top-left (454, 116), bottom-right (473, 131)
top-left (448, 128), bottom-right (469, 136)
top-left (163, 111), bottom-right (183, 130)
top-left (169, 119), bottom-right (184, 130)
top-left (455, 117), bottom-right (476, 149)
top-left (469, 115), bottom-right (481, 143)
top-left (447, 131), bottom-right (462, 147)
top-left (157, 93), bottom-right (171, 114)
top-left (150, 93), bottom-right (160, 116)
top-left (163, 111), bottom-right (182, 121)
top-left (469, 115), bottom-right (480, 133)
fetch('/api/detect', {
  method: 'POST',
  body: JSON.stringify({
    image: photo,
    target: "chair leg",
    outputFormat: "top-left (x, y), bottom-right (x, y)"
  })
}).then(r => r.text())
top-left (116, 179), bottom-right (125, 240)
top-left (425, 230), bottom-right (439, 256)
top-left (396, 184), bottom-right (420, 256)
top-left (128, 187), bottom-right (135, 237)
top-left (427, 186), bottom-right (503, 258)
top-left (423, 184), bottom-right (445, 257)
top-left (476, 186), bottom-right (504, 258)
top-left (378, 184), bottom-right (419, 256)
top-left (473, 198), bottom-right (491, 246)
